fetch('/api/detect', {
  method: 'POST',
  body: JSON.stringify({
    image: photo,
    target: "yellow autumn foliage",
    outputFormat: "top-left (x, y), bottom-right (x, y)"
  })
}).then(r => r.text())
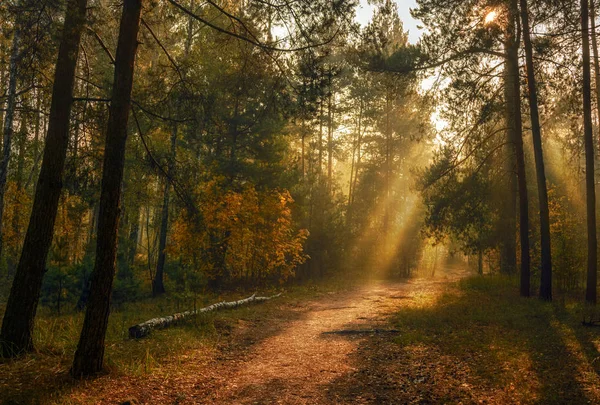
top-left (168, 182), bottom-right (308, 285)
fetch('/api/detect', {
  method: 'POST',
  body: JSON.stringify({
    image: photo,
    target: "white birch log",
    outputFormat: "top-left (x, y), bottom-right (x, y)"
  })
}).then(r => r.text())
top-left (128, 293), bottom-right (282, 338)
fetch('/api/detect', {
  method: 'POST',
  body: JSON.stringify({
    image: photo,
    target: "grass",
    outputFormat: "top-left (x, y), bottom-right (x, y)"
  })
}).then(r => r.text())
top-left (6, 274), bottom-right (600, 404)
top-left (389, 276), bottom-right (600, 404)
top-left (0, 276), bottom-right (360, 404)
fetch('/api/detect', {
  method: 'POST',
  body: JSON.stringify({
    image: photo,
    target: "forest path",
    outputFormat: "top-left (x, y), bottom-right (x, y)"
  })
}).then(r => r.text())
top-left (68, 265), bottom-right (471, 404)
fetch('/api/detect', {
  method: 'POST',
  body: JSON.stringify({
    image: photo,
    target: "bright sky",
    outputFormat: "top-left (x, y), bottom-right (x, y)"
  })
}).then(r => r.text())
top-left (355, 0), bottom-right (423, 44)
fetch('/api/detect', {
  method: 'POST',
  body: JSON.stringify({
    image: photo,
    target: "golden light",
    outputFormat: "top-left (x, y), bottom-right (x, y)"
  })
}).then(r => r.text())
top-left (484, 10), bottom-right (498, 25)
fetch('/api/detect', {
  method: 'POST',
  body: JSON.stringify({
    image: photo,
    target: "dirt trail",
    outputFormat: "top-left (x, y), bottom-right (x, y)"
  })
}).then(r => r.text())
top-left (190, 267), bottom-right (467, 404)
top-left (60, 267), bottom-right (470, 404)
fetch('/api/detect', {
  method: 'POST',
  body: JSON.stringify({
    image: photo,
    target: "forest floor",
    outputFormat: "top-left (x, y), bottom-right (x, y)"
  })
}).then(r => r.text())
top-left (3, 264), bottom-right (600, 404)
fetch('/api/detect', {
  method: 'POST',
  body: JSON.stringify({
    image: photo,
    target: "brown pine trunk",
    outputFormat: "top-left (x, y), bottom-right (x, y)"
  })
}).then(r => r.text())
top-left (583, 0), bottom-right (598, 304)
top-left (351, 100), bottom-right (364, 208)
top-left (71, 0), bottom-right (142, 376)
top-left (0, 0), bottom-right (88, 357)
top-left (508, 0), bottom-right (531, 296)
top-left (590, 0), bottom-right (600, 153)
top-left (519, 0), bottom-right (552, 300)
top-left (128, 202), bottom-right (140, 266)
top-left (301, 118), bottom-right (306, 179)
top-left (500, 66), bottom-right (518, 276)
top-left (153, 124), bottom-right (176, 296)
top-left (327, 71), bottom-right (333, 192)
top-left (318, 96), bottom-right (323, 179)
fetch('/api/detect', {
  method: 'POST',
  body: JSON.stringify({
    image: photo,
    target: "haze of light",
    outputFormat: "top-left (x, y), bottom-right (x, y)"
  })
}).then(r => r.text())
top-left (484, 10), bottom-right (498, 25)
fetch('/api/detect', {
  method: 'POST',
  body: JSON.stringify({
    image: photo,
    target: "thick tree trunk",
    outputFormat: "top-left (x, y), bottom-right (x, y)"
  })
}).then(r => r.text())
top-left (0, 0), bottom-right (88, 357)
top-left (71, 0), bottom-right (142, 377)
top-left (508, 0), bottom-right (531, 296)
top-left (0, 16), bottom-right (22, 260)
top-left (500, 77), bottom-right (518, 276)
top-left (129, 293), bottom-right (281, 338)
top-left (519, 0), bottom-right (552, 301)
top-left (152, 124), bottom-right (177, 296)
top-left (582, 0), bottom-right (598, 305)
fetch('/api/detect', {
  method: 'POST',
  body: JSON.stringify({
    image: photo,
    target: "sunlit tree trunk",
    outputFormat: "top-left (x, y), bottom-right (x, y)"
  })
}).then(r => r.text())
top-left (351, 100), bottom-right (364, 208)
top-left (508, 0), bottom-right (531, 296)
top-left (519, 0), bottom-right (552, 300)
top-left (582, 0), bottom-right (598, 304)
top-left (0, 0), bottom-right (88, 357)
top-left (348, 101), bottom-right (363, 212)
top-left (71, 0), bottom-right (142, 376)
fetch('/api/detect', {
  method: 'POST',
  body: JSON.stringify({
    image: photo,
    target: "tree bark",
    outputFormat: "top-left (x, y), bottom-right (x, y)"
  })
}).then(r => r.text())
top-left (71, 0), bottom-right (142, 377)
top-left (590, 0), bottom-right (600, 153)
top-left (0, 14), bottom-right (22, 260)
top-left (582, 0), bottom-right (598, 304)
top-left (508, 0), bottom-right (531, 296)
top-left (327, 70), bottom-right (333, 193)
top-left (0, 0), bottom-right (88, 357)
top-left (519, 0), bottom-right (552, 300)
top-left (152, 124), bottom-right (176, 296)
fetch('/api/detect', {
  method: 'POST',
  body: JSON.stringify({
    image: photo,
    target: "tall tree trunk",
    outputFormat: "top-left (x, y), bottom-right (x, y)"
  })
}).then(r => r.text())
top-left (351, 99), bottom-right (364, 208)
top-left (25, 86), bottom-right (43, 191)
top-left (327, 71), bottom-right (333, 193)
top-left (128, 201), bottom-right (140, 266)
top-left (500, 63), bottom-right (518, 276)
top-left (583, 0), bottom-right (598, 304)
top-left (301, 118), bottom-right (306, 179)
top-left (152, 124), bottom-right (176, 296)
top-left (0, 14), bottom-right (22, 260)
top-left (348, 103), bottom-right (363, 213)
top-left (8, 112), bottom-right (27, 275)
top-left (71, 0), bottom-right (141, 376)
top-left (590, 0), bottom-right (600, 152)
top-left (508, 0), bottom-right (531, 296)
top-left (519, 0), bottom-right (552, 300)
top-left (0, 0), bottom-right (88, 357)
top-left (318, 96), bottom-right (323, 179)
top-left (500, 1), bottom-right (519, 276)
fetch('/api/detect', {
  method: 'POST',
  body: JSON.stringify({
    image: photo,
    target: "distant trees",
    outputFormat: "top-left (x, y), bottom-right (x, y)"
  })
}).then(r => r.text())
top-left (413, 0), bottom-right (600, 301)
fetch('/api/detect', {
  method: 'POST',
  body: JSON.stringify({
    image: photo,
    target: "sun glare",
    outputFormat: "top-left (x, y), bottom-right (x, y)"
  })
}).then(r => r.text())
top-left (484, 10), bottom-right (498, 25)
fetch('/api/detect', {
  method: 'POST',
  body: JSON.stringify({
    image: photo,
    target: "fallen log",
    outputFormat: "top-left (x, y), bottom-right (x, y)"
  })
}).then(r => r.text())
top-left (321, 329), bottom-right (400, 336)
top-left (128, 293), bottom-right (282, 339)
